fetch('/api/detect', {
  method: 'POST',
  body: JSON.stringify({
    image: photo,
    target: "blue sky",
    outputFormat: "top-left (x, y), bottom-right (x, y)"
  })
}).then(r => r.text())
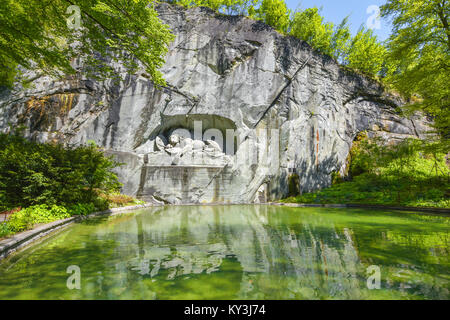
top-left (285, 0), bottom-right (392, 41)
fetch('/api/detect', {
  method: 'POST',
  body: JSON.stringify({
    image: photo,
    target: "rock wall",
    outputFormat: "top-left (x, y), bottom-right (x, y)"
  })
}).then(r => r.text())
top-left (0, 4), bottom-right (431, 204)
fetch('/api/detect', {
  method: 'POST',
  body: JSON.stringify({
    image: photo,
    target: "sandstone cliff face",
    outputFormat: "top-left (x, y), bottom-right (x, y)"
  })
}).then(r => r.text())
top-left (0, 4), bottom-right (431, 204)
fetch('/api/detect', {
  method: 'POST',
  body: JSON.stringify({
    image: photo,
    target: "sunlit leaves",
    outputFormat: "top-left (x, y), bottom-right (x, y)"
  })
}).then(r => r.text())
top-left (290, 7), bottom-right (334, 55)
top-left (347, 27), bottom-right (387, 75)
top-left (255, 0), bottom-right (291, 33)
top-left (381, 0), bottom-right (450, 139)
top-left (172, 0), bottom-right (290, 32)
top-left (289, 7), bottom-right (386, 76)
top-left (0, 0), bottom-right (174, 87)
top-left (330, 16), bottom-right (351, 64)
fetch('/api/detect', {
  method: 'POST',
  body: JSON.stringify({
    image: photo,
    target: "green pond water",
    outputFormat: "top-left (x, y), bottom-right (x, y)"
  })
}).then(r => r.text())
top-left (0, 205), bottom-right (448, 300)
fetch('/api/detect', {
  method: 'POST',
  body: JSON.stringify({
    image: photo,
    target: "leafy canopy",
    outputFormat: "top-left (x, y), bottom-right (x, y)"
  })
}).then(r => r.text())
top-left (0, 0), bottom-right (174, 87)
top-left (254, 0), bottom-right (291, 33)
top-left (283, 134), bottom-right (450, 208)
top-left (170, 0), bottom-right (290, 32)
top-left (330, 16), bottom-right (352, 64)
top-left (346, 26), bottom-right (387, 76)
top-left (381, 0), bottom-right (450, 140)
top-left (290, 7), bottom-right (334, 56)
top-left (289, 7), bottom-right (386, 76)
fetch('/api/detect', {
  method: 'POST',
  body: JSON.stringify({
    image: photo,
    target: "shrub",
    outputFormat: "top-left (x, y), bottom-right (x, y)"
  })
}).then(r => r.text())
top-left (97, 191), bottom-right (143, 208)
top-left (0, 132), bottom-right (122, 211)
top-left (283, 138), bottom-right (449, 208)
top-left (424, 188), bottom-right (444, 200)
top-left (0, 222), bottom-right (12, 238)
top-left (7, 204), bottom-right (71, 232)
top-left (331, 171), bottom-right (343, 185)
top-left (287, 174), bottom-right (300, 197)
top-left (0, 133), bottom-right (145, 238)
top-left (68, 203), bottom-right (96, 216)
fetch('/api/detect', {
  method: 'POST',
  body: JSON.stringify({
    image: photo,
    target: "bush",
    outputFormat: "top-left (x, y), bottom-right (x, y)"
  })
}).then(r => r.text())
top-left (282, 138), bottom-right (449, 208)
top-left (331, 171), bottom-right (343, 185)
top-left (0, 132), bottom-right (122, 211)
top-left (7, 204), bottom-right (71, 232)
top-left (0, 222), bottom-right (12, 238)
top-left (68, 203), bottom-right (96, 216)
top-left (0, 133), bottom-right (145, 238)
top-left (424, 188), bottom-right (445, 201)
top-left (2, 197), bottom-right (139, 236)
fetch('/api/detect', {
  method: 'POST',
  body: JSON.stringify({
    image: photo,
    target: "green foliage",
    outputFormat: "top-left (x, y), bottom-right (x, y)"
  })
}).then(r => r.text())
top-left (68, 203), bottom-right (97, 216)
top-left (179, 0), bottom-right (224, 10)
top-left (282, 137), bottom-right (450, 208)
top-left (0, 0), bottom-right (174, 88)
top-left (254, 0), bottom-right (290, 33)
top-left (0, 193), bottom-right (142, 237)
top-left (288, 7), bottom-right (386, 77)
top-left (166, 1), bottom-right (389, 77)
top-left (290, 7), bottom-right (334, 55)
top-left (0, 57), bottom-right (17, 87)
top-left (331, 171), bottom-right (344, 185)
top-left (193, 0), bottom-right (259, 14)
top-left (381, 0), bottom-right (450, 140)
top-left (287, 173), bottom-right (300, 197)
top-left (7, 204), bottom-right (71, 232)
top-left (0, 132), bottom-right (146, 238)
top-left (0, 222), bottom-right (12, 238)
top-left (0, 132), bottom-right (121, 211)
top-left (222, 0), bottom-right (259, 15)
top-left (348, 132), bottom-right (386, 177)
top-left (99, 192), bottom-right (145, 208)
top-left (172, 0), bottom-right (289, 32)
top-left (330, 16), bottom-right (351, 64)
top-left (346, 27), bottom-right (387, 76)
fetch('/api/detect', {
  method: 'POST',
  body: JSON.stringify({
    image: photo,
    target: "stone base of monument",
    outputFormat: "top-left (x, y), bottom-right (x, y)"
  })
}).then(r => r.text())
top-left (137, 165), bottom-right (234, 204)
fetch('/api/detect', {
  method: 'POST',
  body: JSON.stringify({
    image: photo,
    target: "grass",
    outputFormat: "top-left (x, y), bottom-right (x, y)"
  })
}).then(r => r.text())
top-left (281, 173), bottom-right (449, 208)
top-left (281, 136), bottom-right (450, 209)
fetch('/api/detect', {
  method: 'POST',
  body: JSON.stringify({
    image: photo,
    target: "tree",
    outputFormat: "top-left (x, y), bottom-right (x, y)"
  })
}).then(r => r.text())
top-left (289, 7), bottom-right (334, 55)
top-left (0, 0), bottom-right (174, 88)
top-left (171, 0), bottom-right (257, 15)
top-left (220, 0), bottom-right (259, 16)
top-left (172, 0), bottom-right (289, 31)
top-left (0, 132), bottom-right (121, 210)
top-left (192, 0), bottom-right (224, 11)
top-left (255, 0), bottom-right (291, 33)
top-left (346, 26), bottom-right (387, 76)
top-left (381, 0), bottom-right (450, 140)
top-left (330, 16), bottom-right (351, 64)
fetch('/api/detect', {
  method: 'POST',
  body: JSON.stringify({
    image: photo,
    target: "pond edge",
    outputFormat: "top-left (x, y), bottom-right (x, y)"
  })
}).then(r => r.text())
top-left (270, 202), bottom-right (450, 214)
top-left (0, 203), bottom-right (155, 261)
top-left (1, 202), bottom-right (448, 262)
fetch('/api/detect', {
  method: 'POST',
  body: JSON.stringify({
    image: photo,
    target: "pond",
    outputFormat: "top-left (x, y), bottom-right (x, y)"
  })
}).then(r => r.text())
top-left (0, 205), bottom-right (448, 300)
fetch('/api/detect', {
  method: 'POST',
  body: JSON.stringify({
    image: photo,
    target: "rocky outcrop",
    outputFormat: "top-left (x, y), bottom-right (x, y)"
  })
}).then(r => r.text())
top-left (0, 4), bottom-right (431, 204)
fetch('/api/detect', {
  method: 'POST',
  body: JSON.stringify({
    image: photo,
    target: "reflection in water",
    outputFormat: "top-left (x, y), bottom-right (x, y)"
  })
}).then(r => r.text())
top-left (0, 205), bottom-right (448, 300)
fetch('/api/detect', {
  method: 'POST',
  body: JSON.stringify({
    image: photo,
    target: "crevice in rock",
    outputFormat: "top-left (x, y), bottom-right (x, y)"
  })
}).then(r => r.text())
top-left (252, 55), bottom-right (312, 130)
top-left (193, 164), bottom-right (230, 202)
top-left (344, 91), bottom-right (401, 112)
top-left (410, 119), bottom-right (420, 138)
top-left (162, 84), bottom-right (200, 106)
